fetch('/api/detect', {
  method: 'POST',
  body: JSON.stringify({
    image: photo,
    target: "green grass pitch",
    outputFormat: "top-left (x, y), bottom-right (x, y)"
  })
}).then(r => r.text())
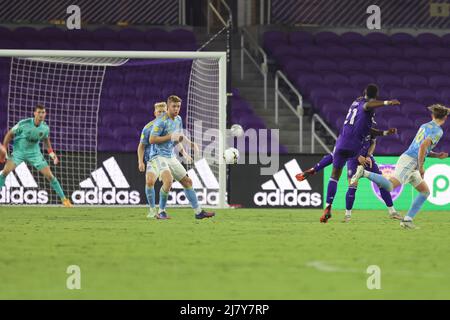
top-left (1, 207), bottom-right (450, 299)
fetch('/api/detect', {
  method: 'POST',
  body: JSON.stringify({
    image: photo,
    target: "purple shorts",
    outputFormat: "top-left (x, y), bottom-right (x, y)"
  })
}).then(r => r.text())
top-left (346, 155), bottom-right (381, 179)
top-left (332, 148), bottom-right (358, 169)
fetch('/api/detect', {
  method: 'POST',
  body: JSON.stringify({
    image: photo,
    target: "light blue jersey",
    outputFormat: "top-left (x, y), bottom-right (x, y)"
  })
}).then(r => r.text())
top-left (140, 119), bottom-right (157, 163)
top-left (150, 113), bottom-right (183, 160)
top-left (404, 121), bottom-right (443, 159)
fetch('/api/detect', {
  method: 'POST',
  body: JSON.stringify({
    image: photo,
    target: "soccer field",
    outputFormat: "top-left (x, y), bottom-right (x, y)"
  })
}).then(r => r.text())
top-left (1, 207), bottom-right (450, 299)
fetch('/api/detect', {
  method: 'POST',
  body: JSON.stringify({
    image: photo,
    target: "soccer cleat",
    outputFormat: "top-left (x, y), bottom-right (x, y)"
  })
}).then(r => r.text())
top-left (62, 198), bottom-right (73, 208)
top-left (296, 168), bottom-right (315, 182)
top-left (156, 212), bottom-right (171, 220)
top-left (400, 219), bottom-right (416, 229)
top-left (350, 165), bottom-right (365, 185)
top-left (389, 211), bottom-right (403, 220)
top-left (342, 215), bottom-right (351, 223)
top-left (320, 205), bottom-right (332, 223)
top-left (195, 210), bottom-right (215, 220)
top-left (146, 210), bottom-right (156, 219)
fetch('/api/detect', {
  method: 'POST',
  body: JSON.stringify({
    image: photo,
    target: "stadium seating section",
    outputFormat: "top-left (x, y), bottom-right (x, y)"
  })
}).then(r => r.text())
top-left (264, 30), bottom-right (450, 154)
top-left (0, 26), bottom-right (281, 153)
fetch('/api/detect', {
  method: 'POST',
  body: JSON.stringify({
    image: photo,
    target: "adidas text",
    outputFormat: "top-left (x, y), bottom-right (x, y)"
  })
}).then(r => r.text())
top-left (168, 189), bottom-right (219, 206)
top-left (0, 187), bottom-right (49, 204)
top-left (254, 190), bottom-right (322, 207)
top-left (72, 188), bottom-right (140, 205)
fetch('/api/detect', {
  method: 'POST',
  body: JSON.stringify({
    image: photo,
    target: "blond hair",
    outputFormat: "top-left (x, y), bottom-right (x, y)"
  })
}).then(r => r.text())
top-left (428, 104), bottom-right (449, 120)
top-left (167, 95), bottom-right (182, 104)
top-left (154, 102), bottom-right (167, 110)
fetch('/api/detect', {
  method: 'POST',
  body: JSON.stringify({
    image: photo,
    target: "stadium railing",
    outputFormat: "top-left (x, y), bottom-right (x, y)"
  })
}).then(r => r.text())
top-left (240, 27), bottom-right (268, 109)
top-left (274, 70), bottom-right (304, 152)
top-left (311, 113), bottom-right (337, 154)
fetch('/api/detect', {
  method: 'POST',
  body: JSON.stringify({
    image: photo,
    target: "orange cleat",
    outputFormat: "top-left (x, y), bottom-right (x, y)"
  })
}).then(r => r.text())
top-left (320, 204), bottom-right (332, 223)
top-left (295, 168), bottom-right (315, 182)
top-left (62, 198), bottom-right (73, 208)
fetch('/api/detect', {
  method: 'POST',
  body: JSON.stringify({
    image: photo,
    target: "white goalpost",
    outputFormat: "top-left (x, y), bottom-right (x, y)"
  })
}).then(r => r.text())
top-left (0, 50), bottom-right (228, 208)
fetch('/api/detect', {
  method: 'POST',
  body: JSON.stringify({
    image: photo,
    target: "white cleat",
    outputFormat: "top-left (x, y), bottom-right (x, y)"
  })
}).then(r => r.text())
top-left (350, 165), bottom-right (365, 185)
top-left (400, 220), bottom-right (416, 229)
top-left (389, 211), bottom-right (403, 220)
top-left (343, 215), bottom-right (352, 223)
top-left (146, 209), bottom-right (156, 219)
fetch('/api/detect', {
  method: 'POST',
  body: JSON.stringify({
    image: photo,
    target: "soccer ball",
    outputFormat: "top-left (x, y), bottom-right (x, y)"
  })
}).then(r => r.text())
top-left (0, 144), bottom-right (6, 163)
top-left (230, 124), bottom-right (244, 137)
top-left (224, 147), bottom-right (239, 164)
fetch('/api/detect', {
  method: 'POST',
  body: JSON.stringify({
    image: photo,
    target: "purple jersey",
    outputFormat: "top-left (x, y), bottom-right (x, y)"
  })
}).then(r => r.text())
top-left (335, 97), bottom-right (375, 153)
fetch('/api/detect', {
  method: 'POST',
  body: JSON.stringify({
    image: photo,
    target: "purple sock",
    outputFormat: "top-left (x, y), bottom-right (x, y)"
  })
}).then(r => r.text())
top-left (380, 188), bottom-right (393, 207)
top-left (346, 186), bottom-right (357, 210)
top-left (326, 178), bottom-right (338, 204)
top-left (314, 153), bottom-right (333, 173)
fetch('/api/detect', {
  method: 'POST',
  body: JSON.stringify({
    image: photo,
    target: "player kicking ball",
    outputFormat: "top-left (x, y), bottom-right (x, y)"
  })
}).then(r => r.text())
top-left (351, 104), bottom-right (449, 229)
top-left (0, 104), bottom-right (72, 207)
top-left (319, 84), bottom-right (400, 223)
top-left (296, 127), bottom-right (401, 222)
top-left (137, 101), bottom-right (168, 218)
top-left (149, 95), bottom-right (215, 220)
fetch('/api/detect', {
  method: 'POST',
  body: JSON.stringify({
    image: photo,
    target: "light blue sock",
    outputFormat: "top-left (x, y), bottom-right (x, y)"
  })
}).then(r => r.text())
top-left (0, 173), bottom-right (5, 188)
top-left (145, 186), bottom-right (155, 209)
top-left (184, 187), bottom-right (201, 214)
top-left (366, 172), bottom-right (394, 192)
top-left (50, 177), bottom-right (66, 200)
top-left (159, 187), bottom-right (169, 212)
top-left (406, 192), bottom-right (429, 220)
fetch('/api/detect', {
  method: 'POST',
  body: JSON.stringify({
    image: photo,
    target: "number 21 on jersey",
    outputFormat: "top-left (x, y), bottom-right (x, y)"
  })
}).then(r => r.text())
top-left (344, 107), bottom-right (358, 125)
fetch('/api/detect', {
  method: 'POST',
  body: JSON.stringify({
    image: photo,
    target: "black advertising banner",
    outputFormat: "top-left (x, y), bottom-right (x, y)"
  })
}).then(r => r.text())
top-left (229, 155), bottom-right (324, 208)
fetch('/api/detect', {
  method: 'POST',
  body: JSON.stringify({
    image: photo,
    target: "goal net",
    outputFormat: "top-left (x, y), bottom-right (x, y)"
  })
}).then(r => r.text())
top-left (0, 50), bottom-right (227, 208)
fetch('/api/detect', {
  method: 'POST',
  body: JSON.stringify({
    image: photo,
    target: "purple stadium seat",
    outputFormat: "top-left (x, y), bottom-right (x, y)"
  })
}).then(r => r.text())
top-left (377, 46), bottom-right (404, 59)
top-left (365, 32), bottom-right (391, 45)
top-left (417, 33), bottom-right (442, 47)
top-left (315, 32), bottom-right (340, 46)
top-left (299, 45), bottom-right (327, 58)
top-left (313, 59), bottom-right (338, 72)
top-left (442, 34), bottom-right (450, 47)
top-left (323, 73), bottom-right (350, 86)
top-left (429, 75), bottom-right (450, 89)
top-left (391, 33), bottom-right (416, 46)
top-left (351, 45), bottom-right (379, 58)
top-left (102, 114), bottom-right (129, 127)
top-left (427, 47), bottom-right (450, 60)
top-left (376, 74), bottom-right (403, 88)
top-left (339, 59), bottom-right (364, 73)
top-left (38, 27), bottom-right (67, 41)
top-left (66, 29), bottom-right (92, 41)
top-left (349, 74), bottom-right (375, 89)
top-left (390, 60), bottom-right (415, 73)
top-left (416, 61), bottom-right (441, 73)
top-left (336, 88), bottom-right (360, 103)
top-left (145, 28), bottom-right (168, 41)
top-left (414, 116), bottom-right (432, 127)
top-left (271, 45), bottom-right (299, 60)
top-left (92, 28), bottom-right (118, 42)
top-left (399, 129), bottom-right (417, 144)
top-left (416, 88), bottom-right (440, 105)
top-left (289, 31), bottom-right (314, 45)
top-left (389, 88), bottom-right (415, 101)
top-left (113, 126), bottom-right (140, 140)
top-left (403, 74), bottom-right (428, 88)
top-left (364, 60), bottom-right (390, 73)
top-left (323, 45), bottom-right (352, 58)
top-left (387, 116), bottom-right (412, 129)
top-left (340, 32), bottom-right (366, 45)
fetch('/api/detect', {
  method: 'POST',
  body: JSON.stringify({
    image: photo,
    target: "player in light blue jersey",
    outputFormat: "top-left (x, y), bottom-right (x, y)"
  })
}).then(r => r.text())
top-left (138, 102), bottom-right (167, 218)
top-left (149, 95), bottom-right (215, 220)
top-left (351, 104), bottom-right (449, 228)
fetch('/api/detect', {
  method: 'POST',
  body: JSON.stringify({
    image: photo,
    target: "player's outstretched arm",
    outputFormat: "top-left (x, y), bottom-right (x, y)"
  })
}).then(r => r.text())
top-left (370, 127), bottom-right (397, 137)
top-left (43, 138), bottom-right (59, 165)
top-left (428, 151), bottom-right (448, 159)
top-left (364, 99), bottom-right (400, 110)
